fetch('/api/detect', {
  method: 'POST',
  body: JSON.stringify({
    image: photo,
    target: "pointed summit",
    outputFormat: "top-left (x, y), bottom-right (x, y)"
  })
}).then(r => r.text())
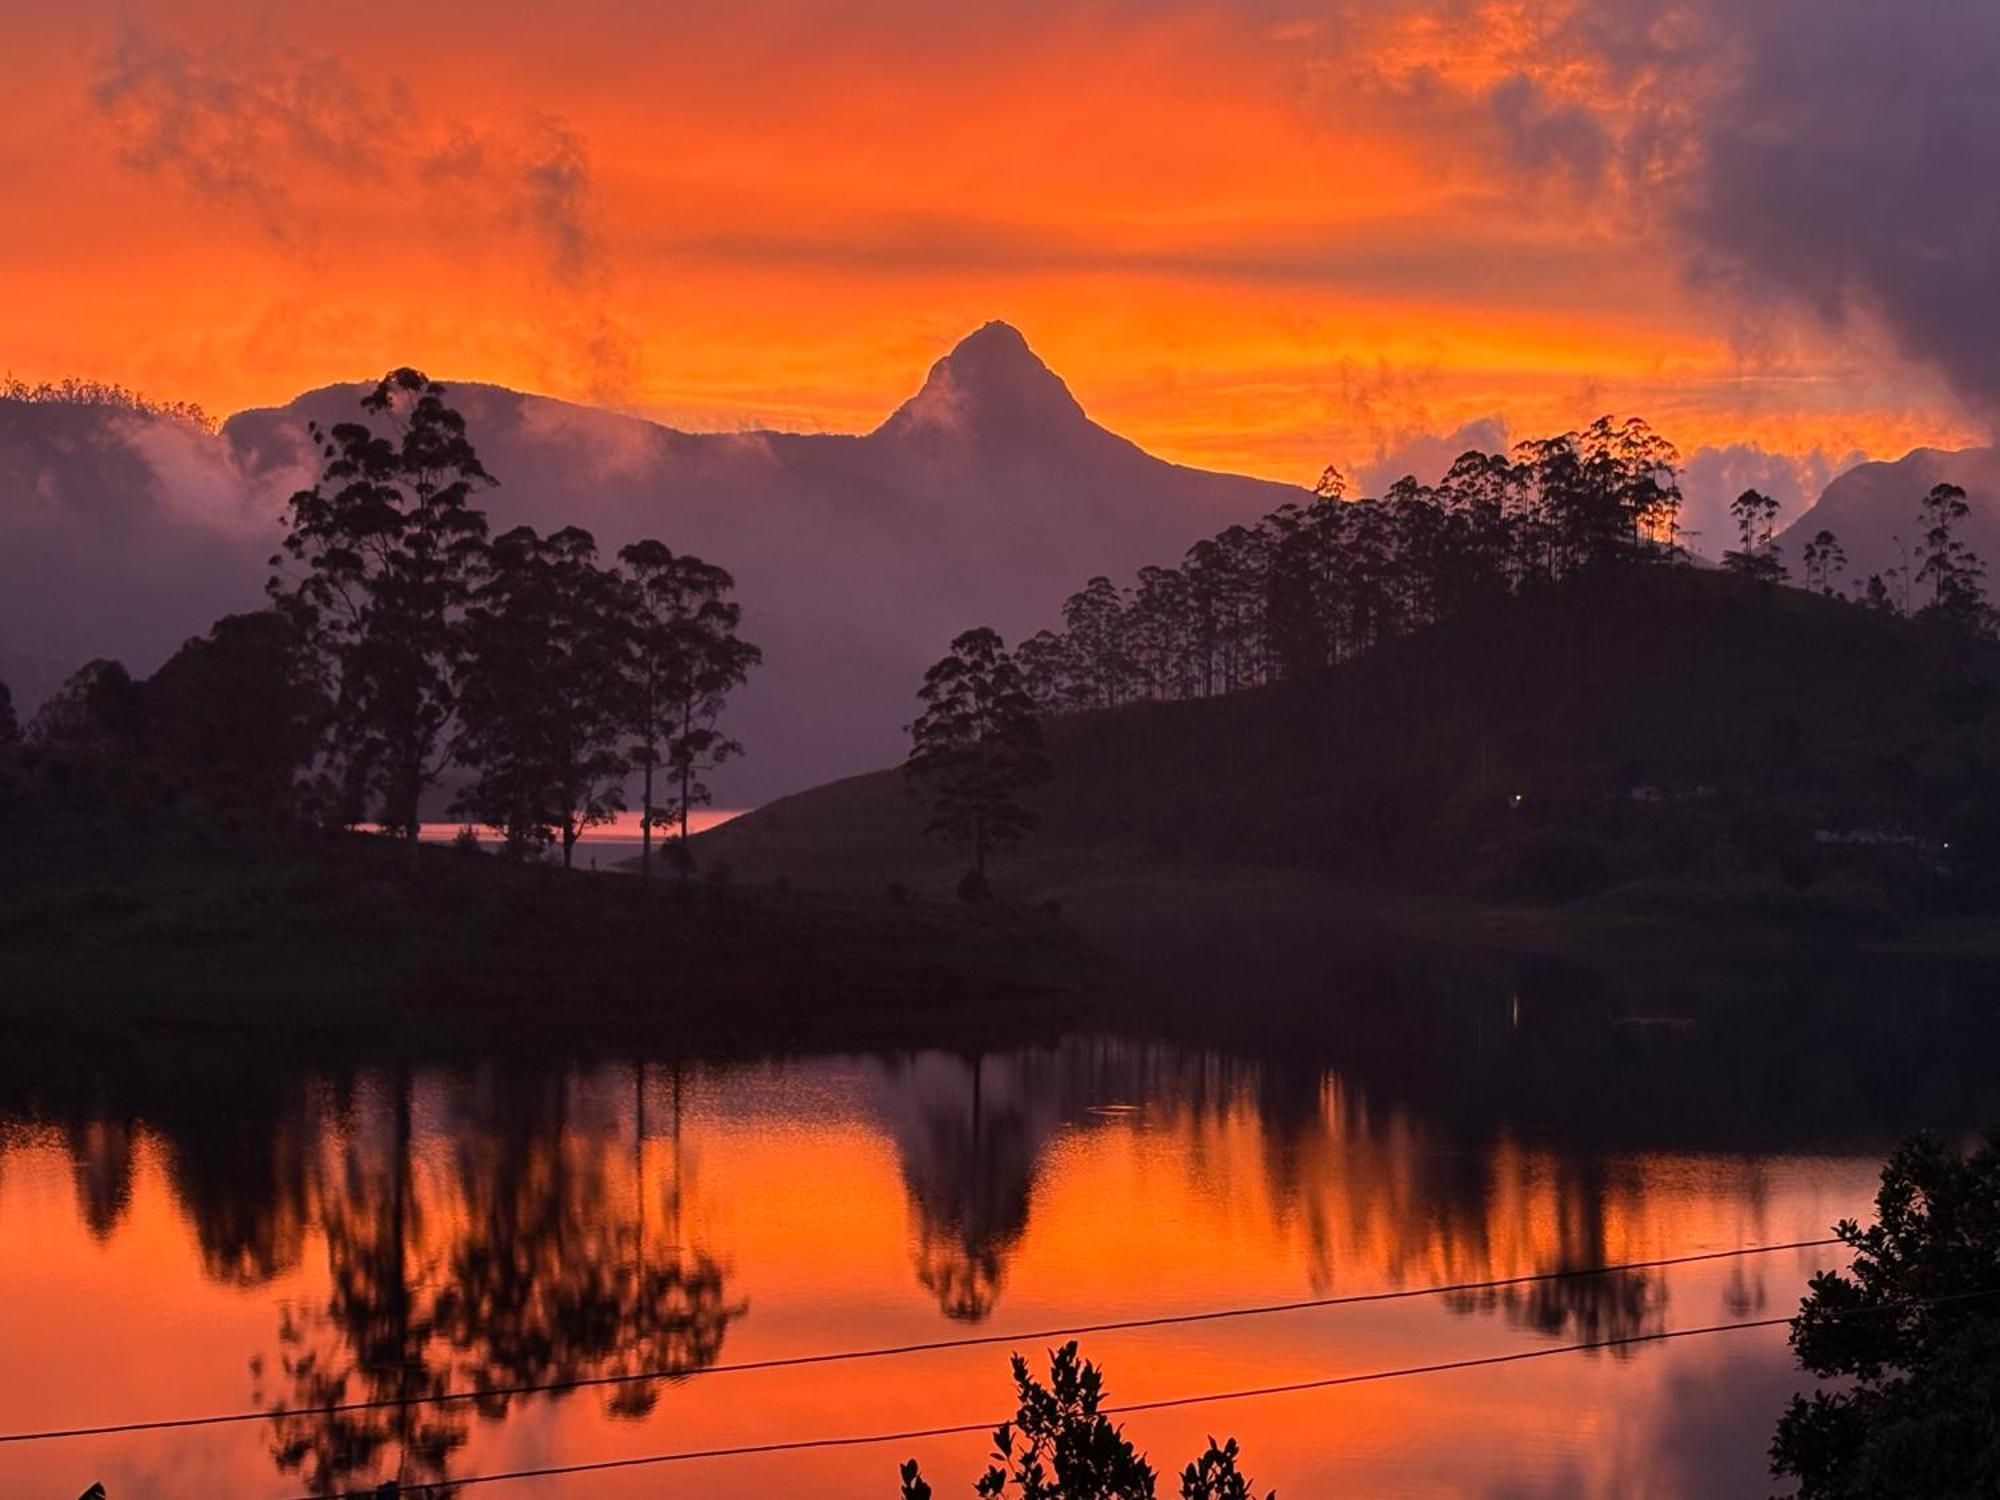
top-left (933, 321), bottom-right (1071, 399)
top-left (875, 322), bottom-right (1093, 444)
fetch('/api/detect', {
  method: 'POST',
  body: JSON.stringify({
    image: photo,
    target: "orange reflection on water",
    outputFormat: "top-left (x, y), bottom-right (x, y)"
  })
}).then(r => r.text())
top-left (0, 1044), bottom-right (1872, 1497)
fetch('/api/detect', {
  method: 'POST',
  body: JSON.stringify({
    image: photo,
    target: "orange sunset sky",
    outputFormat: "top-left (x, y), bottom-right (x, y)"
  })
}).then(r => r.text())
top-left (0, 0), bottom-right (1985, 485)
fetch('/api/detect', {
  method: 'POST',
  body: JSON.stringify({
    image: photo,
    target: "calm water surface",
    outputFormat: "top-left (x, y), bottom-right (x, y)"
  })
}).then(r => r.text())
top-left (4, 957), bottom-right (1997, 1497)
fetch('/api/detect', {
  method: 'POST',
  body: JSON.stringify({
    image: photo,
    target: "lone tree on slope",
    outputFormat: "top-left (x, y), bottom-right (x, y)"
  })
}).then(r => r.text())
top-left (905, 627), bottom-right (1049, 901)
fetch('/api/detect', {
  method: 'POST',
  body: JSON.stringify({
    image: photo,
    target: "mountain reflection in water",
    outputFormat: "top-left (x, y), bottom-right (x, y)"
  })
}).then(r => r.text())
top-left (4, 966), bottom-right (1998, 1496)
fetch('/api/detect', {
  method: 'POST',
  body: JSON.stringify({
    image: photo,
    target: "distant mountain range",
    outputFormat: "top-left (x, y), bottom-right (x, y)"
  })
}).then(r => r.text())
top-left (6, 320), bottom-right (1998, 802)
top-left (0, 323), bottom-right (1298, 802)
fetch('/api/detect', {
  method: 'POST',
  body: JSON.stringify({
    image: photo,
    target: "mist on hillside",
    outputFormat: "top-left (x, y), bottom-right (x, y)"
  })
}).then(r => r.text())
top-left (8, 320), bottom-right (1998, 803)
top-left (1, 324), bottom-right (1297, 803)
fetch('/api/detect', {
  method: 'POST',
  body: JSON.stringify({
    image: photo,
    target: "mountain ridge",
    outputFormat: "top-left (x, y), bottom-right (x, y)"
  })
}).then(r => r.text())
top-left (220, 320), bottom-right (1094, 449)
top-left (1775, 443), bottom-right (2000, 591)
top-left (14, 322), bottom-right (2000, 803)
top-left (3, 323), bottom-right (1303, 802)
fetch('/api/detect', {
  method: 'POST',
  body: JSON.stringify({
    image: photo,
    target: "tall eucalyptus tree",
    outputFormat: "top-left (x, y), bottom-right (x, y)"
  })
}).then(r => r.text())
top-left (270, 369), bottom-right (493, 842)
top-left (617, 542), bottom-right (761, 877)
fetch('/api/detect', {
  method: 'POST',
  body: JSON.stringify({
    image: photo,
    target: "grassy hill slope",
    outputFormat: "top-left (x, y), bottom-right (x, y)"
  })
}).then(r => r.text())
top-left (698, 567), bottom-right (2000, 940)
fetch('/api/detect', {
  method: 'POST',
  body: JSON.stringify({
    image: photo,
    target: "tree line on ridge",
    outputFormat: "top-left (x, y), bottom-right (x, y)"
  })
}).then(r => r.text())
top-left (902, 417), bottom-right (1995, 895)
top-left (1005, 420), bottom-right (1987, 718)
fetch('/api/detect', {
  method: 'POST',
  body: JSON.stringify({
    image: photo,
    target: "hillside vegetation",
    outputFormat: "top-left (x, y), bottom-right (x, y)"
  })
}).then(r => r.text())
top-left (702, 567), bottom-right (2000, 939)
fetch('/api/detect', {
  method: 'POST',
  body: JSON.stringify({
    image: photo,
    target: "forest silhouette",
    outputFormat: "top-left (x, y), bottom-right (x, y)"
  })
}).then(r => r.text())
top-left (5, 369), bottom-right (759, 872)
top-left (999, 420), bottom-right (1984, 717)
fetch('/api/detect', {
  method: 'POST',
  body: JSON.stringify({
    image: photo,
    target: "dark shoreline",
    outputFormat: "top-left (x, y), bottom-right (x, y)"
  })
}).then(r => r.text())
top-left (13, 824), bottom-right (2000, 1079)
top-left (0, 833), bottom-right (1122, 1054)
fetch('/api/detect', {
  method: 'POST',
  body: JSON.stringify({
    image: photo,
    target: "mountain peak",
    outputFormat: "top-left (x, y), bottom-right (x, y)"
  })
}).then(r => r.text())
top-left (875, 321), bottom-right (1091, 443)
top-left (946, 318), bottom-right (1039, 367)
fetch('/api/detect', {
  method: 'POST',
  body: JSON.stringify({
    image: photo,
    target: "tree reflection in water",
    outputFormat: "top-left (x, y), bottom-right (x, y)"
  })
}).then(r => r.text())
top-left (886, 1043), bottom-right (1681, 1344)
top-left (64, 1117), bottom-right (137, 1242)
top-left (13, 966), bottom-right (2000, 1491)
top-left (890, 1052), bottom-right (1047, 1322)
top-left (263, 1063), bottom-right (745, 1497)
top-left (1438, 1158), bottom-right (1668, 1350)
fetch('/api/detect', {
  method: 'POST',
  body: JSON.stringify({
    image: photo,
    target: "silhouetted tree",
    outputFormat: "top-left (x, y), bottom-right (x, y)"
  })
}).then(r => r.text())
top-left (145, 610), bottom-right (328, 825)
top-left (615, 542), bottom-right (760, 875)
top-left (1914, 482), bottom-right (1987, 630)
top-left (1015, 629), bottom-right (1076, 715)
top-left (1184, 526), bottom-right (1270, 693)
top-left (28, 659), bottom-right (144, 755)
top-left (1800, 529), bottom-right (1848, 597)
top-left (1724, 488), bottom-right (1787, 584)
top-left (1770, 1132), bottom-right (2000, 1497)
top-left (0, 373), bottom-right (213, 429)
top-left (1179, 1440), bottom-right (1272, 1500)
top-left (1131, 565), bottom-right (1194, 700)
top-left (453, 526), bottom-right (630, 865)
top-left (1062, 576), bottom-right (1135, 709)
top-left (897, 1343), bottom-right (1272, 1498)
top-left (1521, 416), bottom-right (1682, 573)
top-left (0, 680), bottom-right (16, 748)
top-left (1264, 505), bottom-right (1328, 684)
top-left (906, 629), bottom-right (1050, 900)
top-left (271, 369), bottom-right (493, 842)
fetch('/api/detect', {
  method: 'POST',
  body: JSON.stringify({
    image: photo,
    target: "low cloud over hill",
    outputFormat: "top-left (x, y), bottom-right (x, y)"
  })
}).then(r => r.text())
top-left (2, 324), bottom-right (1296, 802)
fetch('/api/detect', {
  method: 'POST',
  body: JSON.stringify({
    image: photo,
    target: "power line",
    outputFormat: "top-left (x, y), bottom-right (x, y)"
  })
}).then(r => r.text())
top-left (0, 1235), bottom-right (1844, 1447)
top-left (290, 1318), bottom-right (1802, 1497)
top-left (8, 1236), bottom-right (1849, 1447)
top-left (278, 1292), bottom-right (2000, 1500)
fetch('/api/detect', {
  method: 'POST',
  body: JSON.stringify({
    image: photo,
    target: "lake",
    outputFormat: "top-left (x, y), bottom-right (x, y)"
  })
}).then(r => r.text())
top-left (3, 948), bottom-right (1997, 1497)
